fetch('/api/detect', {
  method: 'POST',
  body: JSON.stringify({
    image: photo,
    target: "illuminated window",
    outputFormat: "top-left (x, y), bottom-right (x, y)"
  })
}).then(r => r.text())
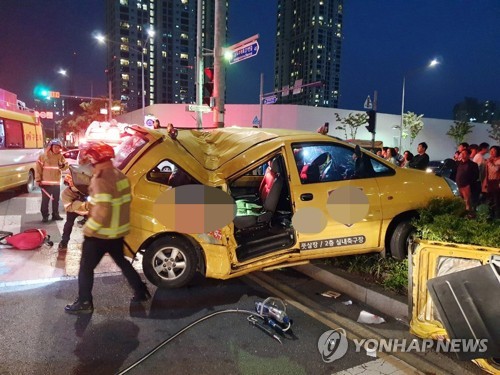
top-left (181, 0), bottom-right (188, 3)
top-left (120, 37), bottom-right (129, 44)
top-left (180, 33), bottom-right (188, 39)
top-left (180, 53), bottom-right (188, 59)
top-left (162, 51), bottom-right (167, 58)
top-left (120, 0), bottom-right (128, 5)
top-left (122, 74), bottom-right (130, 81)
top-left (120, 59), bottom-right (130, 66)
top-left (120, 22), bottom-right (130, 29)
top-left (120, 44), bottom-right (129, 52)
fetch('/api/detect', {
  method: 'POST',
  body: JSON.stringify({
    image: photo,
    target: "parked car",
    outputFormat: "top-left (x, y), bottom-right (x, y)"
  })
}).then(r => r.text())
top-left (114, 125), bottom-right (459, 289)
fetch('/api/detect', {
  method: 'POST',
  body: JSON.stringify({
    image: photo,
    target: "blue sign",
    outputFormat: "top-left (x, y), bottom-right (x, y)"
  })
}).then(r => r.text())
top-left (263, 95), bottom-right (277, 105)
top-left (252, 116), bottom-right (260, 125)
top-left (229, 41), bottom-right (260, 64)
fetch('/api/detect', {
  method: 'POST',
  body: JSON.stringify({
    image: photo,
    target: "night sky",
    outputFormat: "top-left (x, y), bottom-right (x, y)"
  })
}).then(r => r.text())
top-left (1, 0), bottom-right (499, 120)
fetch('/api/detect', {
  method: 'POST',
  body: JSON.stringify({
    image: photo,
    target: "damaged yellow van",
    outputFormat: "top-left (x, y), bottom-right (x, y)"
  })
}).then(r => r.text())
top-left (114, 125), bottom-right (458, 289)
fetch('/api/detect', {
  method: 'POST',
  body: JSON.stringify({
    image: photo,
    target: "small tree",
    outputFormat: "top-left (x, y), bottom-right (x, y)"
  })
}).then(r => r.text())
top-left (446, 120), bottom-right (475, 146)
top-left (401, 112), bottom-right (425, 147)
top-left (488, 121), bottom-right (500, 143)
top-left (334, 112), bottom-right (368, 140)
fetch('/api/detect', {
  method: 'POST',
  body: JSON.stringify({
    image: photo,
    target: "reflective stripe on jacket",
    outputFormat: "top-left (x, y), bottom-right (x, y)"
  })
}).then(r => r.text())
top-left (83, 160), bottom-right (131, 239)
top-left (35, 150), bottom-right (68, 185)
top-left (61, 187), bottom-right (88, 216)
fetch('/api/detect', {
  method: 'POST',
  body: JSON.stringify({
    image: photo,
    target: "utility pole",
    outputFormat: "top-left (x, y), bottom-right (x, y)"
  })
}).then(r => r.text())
top-left (196, 0), bottom-right (203, 129)
top-left (213, 0), bottom-right (226, 128)
top-left (108, 80), bottom-right (113, 121)
top-left (259, 73), bottom-right (264, 128)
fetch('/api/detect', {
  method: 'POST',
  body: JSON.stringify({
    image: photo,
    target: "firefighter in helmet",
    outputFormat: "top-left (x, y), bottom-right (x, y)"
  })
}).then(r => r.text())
top-left (65, 142), bottom-right (150, 314)
top-left (35, 139), bottom-right (68, 222)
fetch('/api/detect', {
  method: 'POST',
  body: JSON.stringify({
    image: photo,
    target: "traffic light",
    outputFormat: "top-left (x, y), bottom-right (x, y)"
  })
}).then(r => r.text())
top-left (203, 67), bottom-right (214, 107)
top-left (33, 84), bottom-right (51, 100)
top-left (366, 110), bottom-right (376, 134)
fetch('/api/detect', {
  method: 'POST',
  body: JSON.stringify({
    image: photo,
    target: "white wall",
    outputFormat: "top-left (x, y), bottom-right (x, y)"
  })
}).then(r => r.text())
top-left (116, 104), bottom-right (494, 161)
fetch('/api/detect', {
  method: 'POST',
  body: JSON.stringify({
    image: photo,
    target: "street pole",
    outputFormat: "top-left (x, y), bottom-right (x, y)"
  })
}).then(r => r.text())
top-left (108, 80), bottom-right (113, 121)
top-left (400, 76), bottom-right (406, 150)
top-left (372, 90), bottom-right (378, 150)
top-left (259, 73), bottom-right (263, 128)
top-left (141, 43), bottom-right (146, 124)
top-left (213, 0), bottom-right (226, 128)
top-left (196, 0), bottom-right (203, 129)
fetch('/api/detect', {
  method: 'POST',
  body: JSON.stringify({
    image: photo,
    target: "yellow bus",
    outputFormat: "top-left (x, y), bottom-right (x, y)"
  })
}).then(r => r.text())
top-left (0, 108), bottom-right (44, 193)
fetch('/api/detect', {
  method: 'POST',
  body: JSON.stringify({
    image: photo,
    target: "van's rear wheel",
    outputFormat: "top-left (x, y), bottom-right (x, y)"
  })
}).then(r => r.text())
top-left (142, 236), bottom-right (197, 289)
top-left (390, 221), bottom-right (415, 260)
top-left (23, 170), bottom-right (35, 193)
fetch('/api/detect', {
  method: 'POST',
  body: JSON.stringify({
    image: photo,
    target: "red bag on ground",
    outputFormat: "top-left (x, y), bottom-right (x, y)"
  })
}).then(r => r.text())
top-left (2, 229), bottom-right (51, 250)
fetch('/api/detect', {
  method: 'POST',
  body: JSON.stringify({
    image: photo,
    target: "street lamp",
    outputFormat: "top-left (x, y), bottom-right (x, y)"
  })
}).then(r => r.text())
top-left (399, 58), bottom-right (440, 149)
top-left (95, 27), bottom-right (155, 122)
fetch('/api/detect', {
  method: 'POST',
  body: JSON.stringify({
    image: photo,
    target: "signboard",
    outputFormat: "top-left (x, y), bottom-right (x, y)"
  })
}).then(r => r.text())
top-left (186, 104), bottom-right (211, 113)
top-left (262, 95), bottom-right (277, 105)
top-left (282, 85), bottom-right (290, 97)
top-left (144, 115), bottom-right (156, 129)
top-left (34, 111), bottom-right (53, 119)
top-left (293, 79), bottom-right (303, 95)
top-left (364, 95), bottom-right (373, 109)
top-left (229, 40), bottom-right (259, 64)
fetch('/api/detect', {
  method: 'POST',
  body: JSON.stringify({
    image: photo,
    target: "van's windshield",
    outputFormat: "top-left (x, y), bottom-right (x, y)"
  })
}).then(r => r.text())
top-left (114, 133), bottom-right (148, 170)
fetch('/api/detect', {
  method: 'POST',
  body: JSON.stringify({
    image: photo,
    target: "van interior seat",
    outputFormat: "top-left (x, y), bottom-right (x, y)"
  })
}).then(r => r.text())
top-left (234, 158), bottom-right (283, 229)
top-left (300, 152), bottom-right (330, 183)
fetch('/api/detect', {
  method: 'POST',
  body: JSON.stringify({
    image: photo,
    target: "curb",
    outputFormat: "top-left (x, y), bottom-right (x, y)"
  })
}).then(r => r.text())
top-left (294, 263), bottom-right (409, 322)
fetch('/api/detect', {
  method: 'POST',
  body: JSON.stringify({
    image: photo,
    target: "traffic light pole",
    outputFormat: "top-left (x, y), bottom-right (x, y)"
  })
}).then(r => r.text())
top-left (371, 91), bottom-right (378, 150)
top-left (196, 0), bottom-right (203, 129)
top-left (213, 0), bottom-right (226, 128)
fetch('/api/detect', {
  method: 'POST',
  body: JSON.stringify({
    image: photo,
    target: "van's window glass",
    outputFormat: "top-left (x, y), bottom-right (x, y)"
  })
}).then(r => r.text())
top-left (114, 133), bottom-right (147, 169)
top-left (3, 119), bottom-right (24, 149)
top-left (292, 142), bottom-right (394, 184)
top-left (0, 120), bottom-right (5, 149)
top-left (147, 160), bottom-right (199, 187)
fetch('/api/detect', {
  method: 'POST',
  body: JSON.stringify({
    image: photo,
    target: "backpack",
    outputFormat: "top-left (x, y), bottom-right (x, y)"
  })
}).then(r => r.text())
top-left (0, 229), bottom-right (54, 250)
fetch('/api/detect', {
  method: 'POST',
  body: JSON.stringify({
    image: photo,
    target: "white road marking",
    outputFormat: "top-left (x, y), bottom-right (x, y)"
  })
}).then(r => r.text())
top-left (0, 215), bottom-right (21, 235)
top-left (25, 197), bottom-right (42, 215)
top-left (333, 356), bottom-right (424, 374)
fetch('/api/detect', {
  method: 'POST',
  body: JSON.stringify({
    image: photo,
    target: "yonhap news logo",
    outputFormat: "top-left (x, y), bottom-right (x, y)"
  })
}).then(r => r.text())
top-left (317, 329), bottom-right (489, 363)
top-left (317, 329), bottom-right (349, 363)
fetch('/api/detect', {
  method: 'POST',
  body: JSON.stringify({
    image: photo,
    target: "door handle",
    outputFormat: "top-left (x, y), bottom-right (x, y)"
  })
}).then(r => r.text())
top-left (300, 193), bottom-right (313, 201)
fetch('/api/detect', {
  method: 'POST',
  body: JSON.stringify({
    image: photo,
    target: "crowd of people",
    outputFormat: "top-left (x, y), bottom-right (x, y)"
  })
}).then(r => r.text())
top-left (375, 143), bottom-right (430, 170)
top-left (450, 142), bottom-right (499, 218)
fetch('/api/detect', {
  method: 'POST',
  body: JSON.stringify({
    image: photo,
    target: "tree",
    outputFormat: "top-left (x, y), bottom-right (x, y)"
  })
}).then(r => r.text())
top-left (334, 112), bottom-right (368, 140)
top-left (401, 112), bottom-right (425, 147)
top-left (446, 120), bottom-right (475, 146)
top-left (488, 121), bottom-right (500, 143)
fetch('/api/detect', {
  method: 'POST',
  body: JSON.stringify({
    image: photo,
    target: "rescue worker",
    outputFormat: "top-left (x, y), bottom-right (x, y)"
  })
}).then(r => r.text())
top-left (35, 139), bottom-right (68, 222)
top-left (65, 142), bottom-right (150, 314)
top-left (58, 174), bottom-right (89, 252)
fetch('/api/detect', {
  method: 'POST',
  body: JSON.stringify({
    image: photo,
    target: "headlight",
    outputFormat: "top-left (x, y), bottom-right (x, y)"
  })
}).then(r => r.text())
top-left (444, 177), bottom-right (460, 196)
top-left (425, 167), bottom-right (433, 173)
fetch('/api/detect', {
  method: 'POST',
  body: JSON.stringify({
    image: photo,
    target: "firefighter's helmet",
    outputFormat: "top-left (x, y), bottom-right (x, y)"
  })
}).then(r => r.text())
top-left (81, 142), bottom-right (115, 163)
top-left (49, 139), bottom-right (62, 147)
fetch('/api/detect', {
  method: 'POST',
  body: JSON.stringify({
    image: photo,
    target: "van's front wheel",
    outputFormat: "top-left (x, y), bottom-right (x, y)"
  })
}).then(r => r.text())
top-left (142, 236), bottom-right (198, 289)
top-left (389, 221), bottom-right (415, 260)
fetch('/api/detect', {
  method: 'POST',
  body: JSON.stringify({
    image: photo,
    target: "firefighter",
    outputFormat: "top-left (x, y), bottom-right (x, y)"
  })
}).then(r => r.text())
top-left (65, 142), bottom-right (150, 314)
top-left (58, 174), bottom-right (89, 252)
top-left (35, 139), bottom-right (68, 222)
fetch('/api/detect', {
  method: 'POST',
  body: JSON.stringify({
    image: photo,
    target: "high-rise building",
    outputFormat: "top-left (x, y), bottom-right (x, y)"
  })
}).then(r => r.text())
top-left (274, 0), bottom-right (343, 108)
top-left (105, 0), bottom-right (218, 113)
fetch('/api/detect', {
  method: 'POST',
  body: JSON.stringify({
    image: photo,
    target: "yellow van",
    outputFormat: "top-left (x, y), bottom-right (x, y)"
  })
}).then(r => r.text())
top-left (114, 126), bottom-right (458, 289)
top-left (0, 108), bottom-right (44, 193)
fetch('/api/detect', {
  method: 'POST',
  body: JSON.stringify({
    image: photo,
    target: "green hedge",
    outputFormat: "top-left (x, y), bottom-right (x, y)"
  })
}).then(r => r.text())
top-left (412, 197), bottom-right (500, 248)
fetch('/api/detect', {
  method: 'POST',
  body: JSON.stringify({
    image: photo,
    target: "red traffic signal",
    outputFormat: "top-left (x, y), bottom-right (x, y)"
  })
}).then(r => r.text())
top-left (203, 67), bottom-right (214, 107)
